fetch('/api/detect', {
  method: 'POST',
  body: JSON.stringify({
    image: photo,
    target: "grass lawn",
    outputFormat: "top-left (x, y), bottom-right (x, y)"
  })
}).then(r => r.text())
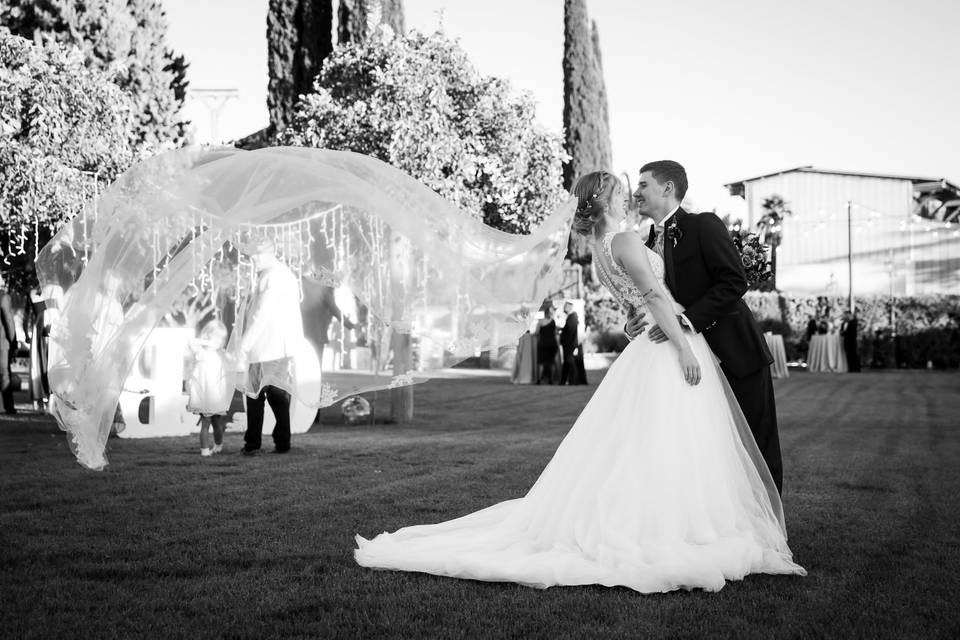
top-left (2, 368), bottom-right (959, 639)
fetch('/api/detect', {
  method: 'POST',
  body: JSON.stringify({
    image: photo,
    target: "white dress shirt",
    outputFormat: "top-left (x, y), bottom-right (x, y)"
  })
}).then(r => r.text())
top-left (240, 261), bottom-right (305, 363)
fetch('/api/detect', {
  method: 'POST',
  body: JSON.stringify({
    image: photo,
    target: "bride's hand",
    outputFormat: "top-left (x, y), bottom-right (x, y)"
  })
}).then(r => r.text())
top-left (678, 346), bottom-right (701, 386)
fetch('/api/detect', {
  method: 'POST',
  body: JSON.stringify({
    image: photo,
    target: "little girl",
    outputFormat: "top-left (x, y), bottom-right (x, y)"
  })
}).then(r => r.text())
top-left (184, 320), bottom-right (234, 456)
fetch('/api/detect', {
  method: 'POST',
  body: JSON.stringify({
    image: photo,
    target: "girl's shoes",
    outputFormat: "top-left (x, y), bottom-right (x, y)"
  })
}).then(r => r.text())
top-left (200, 447), bottom-right (213, 457)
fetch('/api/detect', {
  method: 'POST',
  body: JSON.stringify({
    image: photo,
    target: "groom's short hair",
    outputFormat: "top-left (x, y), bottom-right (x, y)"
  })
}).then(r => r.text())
top-left (640, 160), bottom-right (688, 201)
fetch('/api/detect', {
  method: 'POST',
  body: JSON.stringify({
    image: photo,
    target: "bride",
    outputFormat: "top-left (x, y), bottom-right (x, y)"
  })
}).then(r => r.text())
top-left (355, 172), bottom-right (806, 593)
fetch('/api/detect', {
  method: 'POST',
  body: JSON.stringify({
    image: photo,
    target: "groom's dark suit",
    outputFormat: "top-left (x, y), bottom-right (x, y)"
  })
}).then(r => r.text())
top-left (649, 208), bottom-right (783, 493)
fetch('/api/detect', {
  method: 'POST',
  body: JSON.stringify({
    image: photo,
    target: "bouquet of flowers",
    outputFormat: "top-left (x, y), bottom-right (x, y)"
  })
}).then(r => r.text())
top-left (729, 231), bottom-right (773, 289)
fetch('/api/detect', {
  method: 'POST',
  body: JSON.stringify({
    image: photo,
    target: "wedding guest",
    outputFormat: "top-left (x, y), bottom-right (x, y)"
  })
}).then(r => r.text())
top-left (301, 275), bottom-right (354, 371)
top-left (559, 301), bottom-right (586, 385)
top-left (28, 282), bottom-right (63, 409)
top-left (185, 320), bottom-right (233, 457)
top-left (239, 238), bottom-right (304, 455)
top-left (0, 273), bottom-right (17, 414)
top-left (536, 300), bottom-right (559, 385)
top-left (871, 328), bottom-right (887, 369)
top-left (841, 311), bottom-right (861, 373)
top-left (804, 315), bottom-right (817, 342)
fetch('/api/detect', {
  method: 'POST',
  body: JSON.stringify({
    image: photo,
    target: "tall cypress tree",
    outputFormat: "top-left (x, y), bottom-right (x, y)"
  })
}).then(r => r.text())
top-left (338, 0), bottom-right (404, 45)
top-left (591, 19), bottom-right (611, 148)
top-left (380, 0), bottom-right (405, 34)
top-left (0, 0), bottom-right (189, 148)
top-left (266, 0), bottom-right (333, 134)
top-left (563, 0), bottom-right (612, 260)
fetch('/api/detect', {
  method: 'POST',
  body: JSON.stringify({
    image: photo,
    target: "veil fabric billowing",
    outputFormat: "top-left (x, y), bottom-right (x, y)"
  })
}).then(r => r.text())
top-left (36, 147), bottom-right (575, 470)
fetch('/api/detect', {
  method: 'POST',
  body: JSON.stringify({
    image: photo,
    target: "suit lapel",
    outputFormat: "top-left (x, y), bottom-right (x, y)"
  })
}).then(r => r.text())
top-left (663, 207), bottom-right (685, 293)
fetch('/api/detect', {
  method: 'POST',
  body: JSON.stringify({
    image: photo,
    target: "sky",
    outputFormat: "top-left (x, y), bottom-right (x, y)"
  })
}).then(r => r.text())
top-left (163, 0), bottom-right (960, 217)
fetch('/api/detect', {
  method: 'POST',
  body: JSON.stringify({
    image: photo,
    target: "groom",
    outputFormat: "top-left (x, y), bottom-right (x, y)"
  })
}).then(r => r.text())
top-left (625, 160), bottom-right (783, 493)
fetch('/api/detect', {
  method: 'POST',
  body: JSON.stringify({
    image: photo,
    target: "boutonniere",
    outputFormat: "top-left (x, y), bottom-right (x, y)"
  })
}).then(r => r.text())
top-left (665, 221), bottom-right (683, 248)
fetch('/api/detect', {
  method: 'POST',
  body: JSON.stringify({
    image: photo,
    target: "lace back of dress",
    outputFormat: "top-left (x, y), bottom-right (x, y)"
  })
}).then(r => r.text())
top-left (593, 232), bottom-right (647, 312)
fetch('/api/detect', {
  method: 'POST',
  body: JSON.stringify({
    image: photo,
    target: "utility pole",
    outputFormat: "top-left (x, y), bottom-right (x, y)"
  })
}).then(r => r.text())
top-left (191, 89), bottom-right (239, 144)
top-left (847, 200), bottom-right (854, 313)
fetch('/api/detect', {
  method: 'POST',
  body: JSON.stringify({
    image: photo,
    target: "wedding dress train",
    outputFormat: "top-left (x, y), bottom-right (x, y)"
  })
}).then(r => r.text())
top-left (355, 233), bottom-right (806, 593)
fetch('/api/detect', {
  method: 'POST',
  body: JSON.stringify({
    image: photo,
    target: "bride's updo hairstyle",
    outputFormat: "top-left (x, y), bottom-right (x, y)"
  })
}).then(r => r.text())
top-left (572, 171), bottom-right (617, 236)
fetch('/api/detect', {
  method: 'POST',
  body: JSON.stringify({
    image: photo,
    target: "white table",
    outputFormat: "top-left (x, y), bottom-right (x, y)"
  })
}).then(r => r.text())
top-left (765, 333), bottom-right (789, 379)
top-left (807, 333), bottom-right (848, 373)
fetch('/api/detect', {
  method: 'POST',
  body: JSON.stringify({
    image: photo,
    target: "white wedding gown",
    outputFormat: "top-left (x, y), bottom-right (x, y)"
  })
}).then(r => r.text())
top-left (355, 232), bottom-right (806, 593)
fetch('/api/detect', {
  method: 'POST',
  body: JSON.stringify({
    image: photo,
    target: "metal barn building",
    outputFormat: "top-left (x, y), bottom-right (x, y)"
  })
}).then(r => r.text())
top-left (725, 167), bottom-right (960, 296)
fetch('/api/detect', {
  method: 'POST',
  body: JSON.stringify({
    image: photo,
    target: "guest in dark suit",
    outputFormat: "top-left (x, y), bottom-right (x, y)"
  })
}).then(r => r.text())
top-left (0, 272), bottom-right (18, 414)
top-left (805, 316), bottom-right (817, 341)
top-left (626, 160), bottom-right (783, 493)
top-left (559, 301), bottom-right (586, 385)
top-left (841, 311), bottom-right (861, 372)
top-left (301, 275), bottom-right (354, 368)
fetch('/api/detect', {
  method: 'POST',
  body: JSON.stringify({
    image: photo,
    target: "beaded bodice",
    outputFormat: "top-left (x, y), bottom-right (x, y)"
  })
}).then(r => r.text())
top-left (592, 232), bottom-right (668, 314)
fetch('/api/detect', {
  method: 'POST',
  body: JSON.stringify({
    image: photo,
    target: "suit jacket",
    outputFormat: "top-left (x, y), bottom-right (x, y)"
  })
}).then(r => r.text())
top-left (841, 318), bottom-right (858, 346)
top-left (560, 312), bottom-right (579, 349)
top-left (240, 262), bottom-right (305, 363)
top-left (651, 208), bottom-right (772, 379)
top-left (301, 277), bottom-right (353, 352)
top-left (0, 290), bottom-right (15, 361)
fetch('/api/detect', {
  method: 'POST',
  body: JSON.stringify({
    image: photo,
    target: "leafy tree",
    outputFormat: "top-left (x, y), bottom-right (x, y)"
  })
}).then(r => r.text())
top-left (282, 27), bottom-right (568, 235)
top-left (563, 0), bottom-right (611, 260)
top-left (756, 194), bottom-right (792, 290)
top-left (0, 30), bottom-right (138, 295)
top-left (0, 0), bottom-right (189, 148)
top-left (267, 0), bottom-right (333, 135)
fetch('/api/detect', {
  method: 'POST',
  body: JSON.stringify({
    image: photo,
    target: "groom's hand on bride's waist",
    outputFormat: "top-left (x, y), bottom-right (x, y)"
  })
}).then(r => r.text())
top-left (626, 314), bottom-right (695, 343)
top-left (646, 325), bottom-right (670, 343)
top-left (624, 314), bottom-right (649, 340)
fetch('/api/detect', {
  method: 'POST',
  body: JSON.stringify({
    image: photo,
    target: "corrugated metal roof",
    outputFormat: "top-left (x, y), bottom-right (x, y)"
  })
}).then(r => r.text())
top-left (725, 167), bottom-right (960, 197)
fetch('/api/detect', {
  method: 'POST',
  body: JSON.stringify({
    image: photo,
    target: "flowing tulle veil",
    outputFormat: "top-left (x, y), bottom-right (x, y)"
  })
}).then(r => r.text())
top-left (36, 147), bottom-right (575, 470)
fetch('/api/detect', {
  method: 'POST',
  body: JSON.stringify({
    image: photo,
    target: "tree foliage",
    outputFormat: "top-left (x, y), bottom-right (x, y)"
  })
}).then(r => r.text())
top-left (0, 29), bottom-right (138, 293)
top-left (282, 28), bottom-right (568, 235)
top-left (267, 0), bottom-right (333, 134)
top-left (756, 194), bottom-right (792, 290)
top-left (0, 0), bottom-right (189, 148)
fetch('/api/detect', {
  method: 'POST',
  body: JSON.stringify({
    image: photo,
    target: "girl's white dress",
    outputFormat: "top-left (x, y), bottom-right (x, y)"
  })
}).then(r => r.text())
top-left (354, 233), bottom-right (806, 593)
top-left (185, 340), bottom-right (234, 416)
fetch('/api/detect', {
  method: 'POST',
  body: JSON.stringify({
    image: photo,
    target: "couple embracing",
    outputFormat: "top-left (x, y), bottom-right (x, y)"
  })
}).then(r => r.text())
top-left (356, 161), bottom-right (806, 593)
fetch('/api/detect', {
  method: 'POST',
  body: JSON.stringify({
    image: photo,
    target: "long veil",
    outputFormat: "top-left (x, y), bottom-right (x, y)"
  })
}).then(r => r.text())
top-left (714, 362), bottom-right (788, 536)
top-left (36, 147), bottom-right (575, 470)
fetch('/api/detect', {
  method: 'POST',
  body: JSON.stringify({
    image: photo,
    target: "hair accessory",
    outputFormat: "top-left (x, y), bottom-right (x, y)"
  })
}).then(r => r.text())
top-left (576, 172), bottom-right (607, 217)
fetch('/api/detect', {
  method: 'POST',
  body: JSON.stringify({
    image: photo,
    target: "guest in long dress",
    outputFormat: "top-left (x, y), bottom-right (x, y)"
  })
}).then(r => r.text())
top-left (536, 300), bottom-right (559, 385)
top-left (559, 301), bottom-right (587, 385)
top-left (841, 311), bottom-right (861, 373)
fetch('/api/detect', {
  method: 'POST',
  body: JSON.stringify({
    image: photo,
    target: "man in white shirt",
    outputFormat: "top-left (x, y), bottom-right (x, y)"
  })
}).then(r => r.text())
top-left (239, 238), bottom-right (305, 455)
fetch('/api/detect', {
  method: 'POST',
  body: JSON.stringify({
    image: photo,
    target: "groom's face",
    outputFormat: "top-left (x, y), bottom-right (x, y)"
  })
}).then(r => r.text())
top-left (634, 171), bottom-right (669, 219)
